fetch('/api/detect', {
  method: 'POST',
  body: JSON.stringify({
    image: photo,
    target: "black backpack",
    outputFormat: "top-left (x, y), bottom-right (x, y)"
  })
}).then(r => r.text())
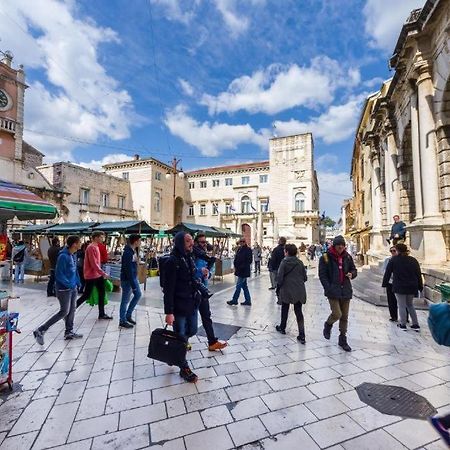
top-left (13, 248), bottom-right (25, 263)
top-left (158, 255), bottom-right (181, 288)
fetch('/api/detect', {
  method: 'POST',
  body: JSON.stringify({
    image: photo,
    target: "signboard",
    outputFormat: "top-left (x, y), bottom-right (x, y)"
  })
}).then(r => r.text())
top-left (0, 235), bottom-right (7, 262)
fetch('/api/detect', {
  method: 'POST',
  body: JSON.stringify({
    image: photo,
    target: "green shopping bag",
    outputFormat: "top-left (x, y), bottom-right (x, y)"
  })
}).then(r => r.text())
top-left (86, 279), bottom-right (113, 306)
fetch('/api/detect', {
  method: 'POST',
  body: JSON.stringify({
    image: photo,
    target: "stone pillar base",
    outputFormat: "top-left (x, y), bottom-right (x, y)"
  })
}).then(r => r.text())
top-left (408, 220), bottom-right (446, 264)
top-left (369, 230), bottom-right (384, 253)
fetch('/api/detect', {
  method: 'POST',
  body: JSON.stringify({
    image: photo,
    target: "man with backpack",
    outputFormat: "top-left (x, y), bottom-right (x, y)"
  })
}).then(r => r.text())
top-left (228, 237), bottom-right (253, 306)
top-left (268, 237), bottom-right (286, 290)
top-left (163, 232), bottom-right (201, 383)
top-left (193, 234), bottom-right (227, 351)
top-left (12, 240), bottom-right (27, 284)
top-left (33, 235), bottom-right (83, 345)
top-left (319, 235), bottom-right (357, 352)
top-left (47, 237), bottom-right (61, 297)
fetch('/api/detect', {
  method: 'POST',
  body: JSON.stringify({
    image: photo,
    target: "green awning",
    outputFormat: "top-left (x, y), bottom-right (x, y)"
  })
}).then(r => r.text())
top-left (12, 223), bottom-right (56, 234)
top-left (167, 222), bottom-right (222, 237)
top-left (212, 226), bottom-right (242, 238)
top-left (93, 220), bottom-right (158, 234)
top-left (0, 181), bottom-right (57, 220)
top-left (45, 222), bottom-right (99, 235)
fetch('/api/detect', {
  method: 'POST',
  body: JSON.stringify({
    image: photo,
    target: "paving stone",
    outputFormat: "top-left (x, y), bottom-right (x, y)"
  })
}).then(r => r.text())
top-left (153, 382), bottom-right (198, 404)
top-left (226, 380), bottom-right (272, 402)
top-left (266, 373), bottom-right (313, 391)
top-left (0, 408), bottom-right (23, 432)
top-left (119, 403), bottom-right (166, 430)
top-left (259, 354), bottom-right (293, 366)
top-left (385, 418), bottom-right (441, 449)
top-left (67, 413), bottom-right (119, 442)
top-left (261, 386), bottom-right (316, 411)
top-left (184, 389), bottom-right (230, 412)
top-left (105, 390), bottom-right (153, 414)
top-left (227, 417), bottom-right (269, 447)
top-left (235, 359), bottom-right (264, 372)
top-left (144, 438), bottom-right (185, 449)
top-left (418, 384), bottom-right (450, 408)
top-left (33, 401), bottom-right (79, 449)
top-left (9, 397), bottom-right (55, 436)
top-left (213, 362), bottom-right (240, 376)
top-left (0, 431), bottom-right (39, 450)
top-left (341, 370), bottom-right (385, 388)
top-left (111, 360), bottom-right (134, 381)
top-left (196, 375), bottom-right (230, 393)
top-left (150, 411), bottom-right (204, 442)
top-left (305, 396), bottom-right (350, 419)
top-left (406, 373), bottom-right (446, 389)
top-left (259, 427), bottom-right (320, 450)
top-left (335, 389), bottom-right (367, 410)
top-left (66, 364), bottom-right (94, 383)
top-left (184, 426), bottom-right (234, 450)
top-left (200, 405), bottom-right (233, 428)
top-left (428, 366), bottom-right (450, 382)
top-left (225, 370), bottom-right (255, 386)
top-left (166, 398), bottom-right (186, 417)
top-left (77, 385), bottom-right (109, 420)
top-left (56, 380), bottom-right (87, 404)
top-left (333, 362), bottom-right (364, 376)
top-left (229, 397), bottom-right (270, 421)
top-left (304, 413), bottom-right (365, 448)
top-left (276, 360), bottom-right (314, 375)
top-left (307, 367), bottom-right (341, 382)
top-left (109, 378), bottom-right (133, 398)
top-left (32, 351), bottom-right (61, 371)
top-left (87, 369), bottom-right (112, 388)
top-left (372, 365), bottom-right (410, 381)
top-left (92, 424), bottom-right (149, 450)
top-left (260, 403), bottom-right (317, 434)
top-left (133, 373), bottom-right (184, 392)
top-left (395, 360), bottom-right (436, 375)
top-left (347, 405), bottom-right (402, 431)
top-left (250, 366), bottom-right (283, 380)
top-left (33, 372), bottom-right (67, 399)
top-left (50, 359), bottom-right (76, 374)
top-left (92, 351), bottom-right (116, 373)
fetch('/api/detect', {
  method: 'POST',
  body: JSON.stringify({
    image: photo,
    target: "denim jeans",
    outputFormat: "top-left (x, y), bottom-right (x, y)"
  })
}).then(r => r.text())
top-left (232, 277), bottom-right (251, 303)
top-left (174, 310), bottom-right (198, 370)
top-left (47, 269), bottom-right (56, 296)
top-left (39, 287), bottom-right (77, 334)
top-left (119, 279), bottom-right (142, 322)
top-left (14, 262), bottom-right (25, 283)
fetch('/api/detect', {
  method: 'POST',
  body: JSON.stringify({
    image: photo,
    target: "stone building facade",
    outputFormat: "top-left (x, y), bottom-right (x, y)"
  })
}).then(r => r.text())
top-left (38, 162), bottom-right (135, 223)
top-left (348, 0), bottom-right (450, 295)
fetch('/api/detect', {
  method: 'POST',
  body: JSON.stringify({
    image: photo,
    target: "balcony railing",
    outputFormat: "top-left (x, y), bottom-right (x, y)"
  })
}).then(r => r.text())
top-left (220, 211), bottom-right (273, 218)
top-left (291, 209), bottom-right (320, 219)
top-left (0, 118), bottom-right (16, 134)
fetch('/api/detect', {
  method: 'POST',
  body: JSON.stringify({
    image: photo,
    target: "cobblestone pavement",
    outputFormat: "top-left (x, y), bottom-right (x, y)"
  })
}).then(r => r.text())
top-left (0, 267), bottom-right (449, 449)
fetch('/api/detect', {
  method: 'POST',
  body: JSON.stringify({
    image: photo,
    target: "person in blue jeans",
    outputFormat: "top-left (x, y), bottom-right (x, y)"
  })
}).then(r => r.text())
top-left (12, 241), bottom-right (27, 284)
top-left (33, 235), bottom-right (83, 345)
top-left (228, 238), bottom-right (253, 306)
top-left (163, 232), bottom-right (201, 383)
top-left (119, 234), bottom-right (142, 328)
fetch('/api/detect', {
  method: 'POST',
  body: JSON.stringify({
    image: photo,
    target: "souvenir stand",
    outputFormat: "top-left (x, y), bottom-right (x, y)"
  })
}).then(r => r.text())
top-left (92, 221), bottom-right (158, 292)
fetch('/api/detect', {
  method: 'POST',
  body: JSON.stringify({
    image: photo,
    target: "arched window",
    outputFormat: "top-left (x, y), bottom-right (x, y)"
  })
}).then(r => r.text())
top-left (241, 195), bottom-right (251, 213)
top-left (294, 192), bottom-right (305, 212)
top-left (154, 192), bottom-right (161, 213)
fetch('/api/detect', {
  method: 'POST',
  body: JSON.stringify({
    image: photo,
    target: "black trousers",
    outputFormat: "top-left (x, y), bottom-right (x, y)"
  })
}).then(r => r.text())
top-left (198, 297), bottom-right (217, 345)
top-left (76, 276), bottom-right (105, 316)
top-left (440, 413), bottom-right (450, 429)
top-left (386, 283), bottom-right (409, 321)
top-left (280, 302), bottom-right (304, 336)
top-left (254, 261), bottom-right (261, 273)
top-left (47, 269), bottom-right (56, 296)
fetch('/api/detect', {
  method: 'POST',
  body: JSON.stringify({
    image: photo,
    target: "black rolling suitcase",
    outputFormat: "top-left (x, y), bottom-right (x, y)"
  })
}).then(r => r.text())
top-left (147, 326), bottom-right (187, 366)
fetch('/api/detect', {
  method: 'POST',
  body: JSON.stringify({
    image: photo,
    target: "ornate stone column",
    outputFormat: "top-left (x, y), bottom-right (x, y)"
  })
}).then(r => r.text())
top-left (410, 89), bottom-right (424, 220)
top-left (371, 150), bottom-right (382, 231)
top-left (416, 62), bottom-right (441, 220)
top-left (386, 131), bottom-right (401, 217)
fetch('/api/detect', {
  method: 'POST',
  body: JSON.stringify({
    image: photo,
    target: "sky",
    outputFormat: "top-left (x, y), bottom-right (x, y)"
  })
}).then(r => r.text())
top-left (0, 0), bottom-right (425, 218)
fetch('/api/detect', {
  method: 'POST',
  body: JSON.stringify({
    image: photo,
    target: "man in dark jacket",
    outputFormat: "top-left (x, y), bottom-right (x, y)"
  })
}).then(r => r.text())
top-left (268, 237), bottom-right (286, 290)
top-left (119, 234), bottom-right (142, 328)
top-left (47, 237), bottom-right (60, 297)
top-left (193, 234), bottom-right (227, 351)
top-left (389, 215), bottom-right (407, 244)
top-left (228, 238), bottom-right (253, 305)
top-left (33, 235), bottom-right (83, 345)
top-left (163, 232), bottom-right (200, 383)
top-left (319, 235), bottom-right (357, 352)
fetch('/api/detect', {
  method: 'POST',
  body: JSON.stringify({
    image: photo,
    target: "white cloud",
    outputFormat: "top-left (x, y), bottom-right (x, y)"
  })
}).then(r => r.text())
top-left (0, 0), bottom-right (135, 160)
top-left (150, 0), bottom-right (197, 24)
top-left (364, 0), bottom-right (424, 53)
top-left (273, 96), bottom-right (364, 144)
top-left (77, 153), bottom-right (134, 171)
top-left (178, 78), bottom-right (195, 96)
top-left (165, 104), bottom-right (269, 156)
top-left (317, 171), bottom-right (352, 220)
top-left (214, 0), bottom-right (249, 37)
top-left (201, 57), bottom-right (360, 115)
top-left (316, 153), bottom-right (339, 169)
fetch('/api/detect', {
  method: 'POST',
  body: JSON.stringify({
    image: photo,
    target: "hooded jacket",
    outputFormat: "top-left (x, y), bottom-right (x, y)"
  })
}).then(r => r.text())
top-left (382, 254), bottom-right (423, 295)
top-left (233, 244), bottom-right (253, 278)
top-left (193, 244), bottom-right (216, 286)
top-left (163, 232), bottom-right (201, 316)
top-left (277, 256), bottom-right (307, 304)
top-left (318, 247), bottom-right (357, 300)
top-left (120, 244), bottom-right (138, 289)
top-left (55, 246), bottom-right (80, 290)
top-left (269, 244), bottom-right (285, 271)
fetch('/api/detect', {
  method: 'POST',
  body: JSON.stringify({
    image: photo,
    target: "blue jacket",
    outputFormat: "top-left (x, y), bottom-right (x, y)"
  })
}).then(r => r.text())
top-left (120, 245), bottom-right (138, 289)
top-left (193, 244), bottom-right (215, 287)
top-left (55, 247), bottom-right (80, 290)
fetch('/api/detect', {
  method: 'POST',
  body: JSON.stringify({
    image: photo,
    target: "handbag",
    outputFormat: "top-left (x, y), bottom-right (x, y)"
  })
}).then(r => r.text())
top-left (147, 325), bottom-right (188, 366)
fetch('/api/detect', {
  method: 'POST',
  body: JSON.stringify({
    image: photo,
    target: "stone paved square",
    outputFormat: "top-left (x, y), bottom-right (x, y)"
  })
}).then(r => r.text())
top-left (0, 269), bottom-right (449, 449)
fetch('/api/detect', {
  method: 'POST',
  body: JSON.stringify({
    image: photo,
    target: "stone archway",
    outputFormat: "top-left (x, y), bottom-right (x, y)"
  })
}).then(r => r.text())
top-left (241, 223), bottom-right (251, 246)
top-left (174, 196), bottom-right (183, 225)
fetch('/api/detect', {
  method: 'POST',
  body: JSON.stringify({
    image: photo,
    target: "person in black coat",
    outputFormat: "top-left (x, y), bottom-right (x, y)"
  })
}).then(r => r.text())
top-left (319, 235), bottom-right (357, 352)
top-left (227, 238), bottom-right (253, 306)
top-left (382, 243), bottom-right (422, 331)
top-left (163, 231), bottom-right (201, 383)
top-left (268, 237), bottom-right (286, 290)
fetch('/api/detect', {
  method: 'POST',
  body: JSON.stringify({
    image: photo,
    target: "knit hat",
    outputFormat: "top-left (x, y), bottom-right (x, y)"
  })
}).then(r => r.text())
top-left (332, 235), bottom-right (346, 247)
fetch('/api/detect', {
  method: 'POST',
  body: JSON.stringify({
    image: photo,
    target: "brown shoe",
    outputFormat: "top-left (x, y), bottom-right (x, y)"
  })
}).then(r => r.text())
top-left (208, 341), bottom-right (228, 351)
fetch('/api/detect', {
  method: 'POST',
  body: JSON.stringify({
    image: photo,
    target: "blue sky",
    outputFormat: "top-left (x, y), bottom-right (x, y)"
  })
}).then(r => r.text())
top-left (0, 0), bottom-right (424, 218)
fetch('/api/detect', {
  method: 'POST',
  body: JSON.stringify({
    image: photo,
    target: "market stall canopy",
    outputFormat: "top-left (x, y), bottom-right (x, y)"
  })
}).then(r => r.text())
top-left (45, 222), bottom-right (99, 235)
top-left (12, 223), bottom-right (56, 234)
top-left (168, 222), bottom-right (223, 237)
top-left (212, 226), bottom-right (242, 238)
top-left (0, 181), bottom-right (57, 220)
top-left (93, 220), bottom-right (157, 235)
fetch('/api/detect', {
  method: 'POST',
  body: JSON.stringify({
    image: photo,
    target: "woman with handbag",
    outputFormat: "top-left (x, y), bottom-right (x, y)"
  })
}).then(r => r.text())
top-left (275, 244), bottom-right (308, 344)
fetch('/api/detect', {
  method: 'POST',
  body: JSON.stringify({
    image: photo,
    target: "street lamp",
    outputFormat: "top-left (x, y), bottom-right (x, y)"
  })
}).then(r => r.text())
top-left (166, 157), bottom-right (184, 226)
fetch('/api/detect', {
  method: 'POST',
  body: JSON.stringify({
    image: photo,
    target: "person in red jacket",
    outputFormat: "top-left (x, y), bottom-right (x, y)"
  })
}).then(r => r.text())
top-left (76, 231), bottom-right (112, 319)
top-left (98, 241), bottom-right (108, 265)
